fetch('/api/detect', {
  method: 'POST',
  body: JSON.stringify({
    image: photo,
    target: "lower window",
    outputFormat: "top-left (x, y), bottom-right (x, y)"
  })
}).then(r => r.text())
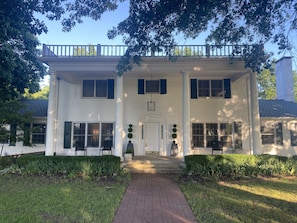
top-left (192, 122), bottom-right (242, 149)
top-left (260, 122), bottom-right (283, 145)
top-left (67, 122), bottom-right (114, 148)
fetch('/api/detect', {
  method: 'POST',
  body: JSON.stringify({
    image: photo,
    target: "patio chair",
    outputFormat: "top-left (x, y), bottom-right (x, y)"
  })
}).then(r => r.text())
top-left (100, 139), bottom-right (113, 155)
top-left (211, 140), bottom-right (223, 154)
top-left (75, 141), bottom-right (87, 155)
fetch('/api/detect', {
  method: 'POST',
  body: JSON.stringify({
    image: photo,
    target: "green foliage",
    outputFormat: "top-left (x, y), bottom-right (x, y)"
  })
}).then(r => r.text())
top-left (257, 68), bottom-right (276, 99)
top-left (185, 154), bottom-right (297, 179)
top-left (24, 85), bottom-right (49, 99)
top-left (0, 155), bottom-right (123, 179)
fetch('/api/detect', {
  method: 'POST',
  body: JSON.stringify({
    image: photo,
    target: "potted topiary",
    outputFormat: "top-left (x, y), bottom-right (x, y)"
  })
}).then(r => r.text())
top-left (171, 124), bottom-right (178, 156)
top-left (125, 124), bottom-right (134, 160)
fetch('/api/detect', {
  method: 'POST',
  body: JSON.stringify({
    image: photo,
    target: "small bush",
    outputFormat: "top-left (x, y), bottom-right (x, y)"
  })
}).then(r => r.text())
top-left (185, 154), bottom-right (297, 179)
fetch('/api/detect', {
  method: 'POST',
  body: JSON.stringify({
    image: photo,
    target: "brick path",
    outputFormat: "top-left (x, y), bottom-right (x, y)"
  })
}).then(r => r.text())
top-left (112, 174), bottom-right (197, 223)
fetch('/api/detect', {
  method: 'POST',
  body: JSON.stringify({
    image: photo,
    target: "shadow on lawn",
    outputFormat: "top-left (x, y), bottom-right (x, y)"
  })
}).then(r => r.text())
top-left (179, 177), bottom-right (297, 223)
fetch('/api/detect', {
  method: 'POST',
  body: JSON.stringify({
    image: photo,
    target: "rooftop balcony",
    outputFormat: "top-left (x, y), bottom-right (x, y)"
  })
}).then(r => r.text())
top-left (42, 44), bottom-right (253, 58)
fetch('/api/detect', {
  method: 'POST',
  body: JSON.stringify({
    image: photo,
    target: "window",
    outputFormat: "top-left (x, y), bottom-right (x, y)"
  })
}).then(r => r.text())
top-left (101, 123), bottom-right (114, 147)
top-left (82, 79), bottom-right (114, 99)
top-left (192, 122), bottom-right (242, 149)
top-left (206, 123), bottom-right (218, 147)
top-left (220, 123), bottom-right (232, 147)
top-left (234, 122), bottom-right (242, 148)
top-left (211, 80), bottom-right (223, 97)
top-left (261, 122), bottom-right (283, 145)
top-left (138, 79), bottom-right (167, 94)
top-left (73, 123), bottom-right (86, 147)
top-left (66, 122), bottom-right (113, 149)
top-left (191, 79), bottom-right (231, 98)
top-left (198, 80), bottom-right (210, 97)
top-left (87, 123), bottom-right (99, 147)
top-left (290, 123), bottom-right (297, 146)
top-left (32, 124), bottom-right (46, 144)
top-left (192, 123), bottom-right (204, 147)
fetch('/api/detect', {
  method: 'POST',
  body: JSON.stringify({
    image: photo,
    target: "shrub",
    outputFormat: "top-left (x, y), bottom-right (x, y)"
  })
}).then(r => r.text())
top-left (2, 155), bottom-right (122, 179)
top-left (185, 154), bottom-right (297, 179)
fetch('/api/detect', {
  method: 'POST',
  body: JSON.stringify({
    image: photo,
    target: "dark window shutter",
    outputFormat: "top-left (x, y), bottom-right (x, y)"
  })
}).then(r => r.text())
top-left (190, 79), bottom-right (198, 99)
top-left (276, 123), bottom-right (283, 145)
top-left (138, 79), bottom-right (144, 94)
top-left (64, 122), bottom-right (72, 149)
top-left (107, 79), bottom-right (114, 99)
top-left (160, 79), bottom-right (167, 94)
top-left (224, 79), bottom-right (231, 98)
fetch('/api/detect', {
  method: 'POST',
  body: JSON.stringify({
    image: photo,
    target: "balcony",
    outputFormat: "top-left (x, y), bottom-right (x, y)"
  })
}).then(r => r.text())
top-left (42, 44), bottom-right (253, 58)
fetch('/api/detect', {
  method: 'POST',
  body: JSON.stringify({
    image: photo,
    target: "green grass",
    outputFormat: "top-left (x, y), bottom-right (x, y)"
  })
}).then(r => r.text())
top-left (178, 177), bottom-right (297, 223)
top-left (0, 175), bottom-right (128, 223)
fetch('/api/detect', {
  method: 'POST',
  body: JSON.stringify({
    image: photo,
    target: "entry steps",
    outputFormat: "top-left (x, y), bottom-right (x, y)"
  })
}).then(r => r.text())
top-left (121, 154), bottom-right (185, 174)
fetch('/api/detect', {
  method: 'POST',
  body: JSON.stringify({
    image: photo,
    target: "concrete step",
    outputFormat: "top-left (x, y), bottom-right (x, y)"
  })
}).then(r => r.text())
top-left (122, 156), bottom-right (185, 174)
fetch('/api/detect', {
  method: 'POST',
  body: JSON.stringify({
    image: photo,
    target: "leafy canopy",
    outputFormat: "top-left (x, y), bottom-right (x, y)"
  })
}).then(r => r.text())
top-left (47, 0), bottom-right (296, 75)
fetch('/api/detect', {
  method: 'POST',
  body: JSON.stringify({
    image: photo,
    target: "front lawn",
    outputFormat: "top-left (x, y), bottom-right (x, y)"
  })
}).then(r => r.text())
top-left (178, 177), bottom-right (297, 223)
top-left (0, 175), bottom-right (127, 223)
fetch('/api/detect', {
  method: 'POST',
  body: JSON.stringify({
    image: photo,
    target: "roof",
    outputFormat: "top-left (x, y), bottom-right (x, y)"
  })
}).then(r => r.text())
top-left (22, 99), bottom-right (48, 117)
top-left (259, 99), bottom-right (297, 118)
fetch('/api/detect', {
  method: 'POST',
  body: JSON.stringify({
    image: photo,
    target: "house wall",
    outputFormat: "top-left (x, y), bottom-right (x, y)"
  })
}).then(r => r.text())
top-left (260, 118), bottom-right (297, 157)
top-left (1, 119), bottom-right (47, 156)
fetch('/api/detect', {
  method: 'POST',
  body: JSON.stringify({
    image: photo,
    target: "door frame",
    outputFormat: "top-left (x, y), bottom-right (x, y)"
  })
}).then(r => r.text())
top-left (138, 114), bottom-right (167, 156)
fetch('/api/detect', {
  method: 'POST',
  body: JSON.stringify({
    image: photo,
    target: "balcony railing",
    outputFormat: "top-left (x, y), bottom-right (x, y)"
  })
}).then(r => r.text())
top-left (42, 44), bottom-right (252, 58)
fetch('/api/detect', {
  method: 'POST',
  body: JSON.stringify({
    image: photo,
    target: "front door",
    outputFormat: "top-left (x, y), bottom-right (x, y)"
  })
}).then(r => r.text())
top-left (144, 122), bottom-right (159, 153)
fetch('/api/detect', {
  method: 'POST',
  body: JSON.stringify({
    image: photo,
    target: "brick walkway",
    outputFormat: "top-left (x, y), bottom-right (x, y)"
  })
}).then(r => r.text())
top-left (112, 174), bottom-right (197, 223)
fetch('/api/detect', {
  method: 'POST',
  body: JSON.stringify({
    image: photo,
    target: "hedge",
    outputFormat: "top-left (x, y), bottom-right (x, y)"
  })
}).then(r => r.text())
top-left (0, 155), bottom-right (122, 179)
top-left (185, 154), bottom-right (297, 178)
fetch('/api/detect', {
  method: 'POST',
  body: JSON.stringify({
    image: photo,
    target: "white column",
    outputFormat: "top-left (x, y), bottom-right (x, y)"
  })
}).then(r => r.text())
top-left (181, 71), bottom-right (191, 157)
top-left (250, 71), bottom-right (262, 154)
top-left (114, 75), bottom-right (124, 157)
top-left (45, 72), bottom-right (58, 156)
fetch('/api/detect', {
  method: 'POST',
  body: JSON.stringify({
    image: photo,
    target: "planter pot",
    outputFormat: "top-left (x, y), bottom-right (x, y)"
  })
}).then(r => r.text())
top-left (171, 143), bottom-right (178, 156)
top-left (124, 153), bottom-right (133, 161)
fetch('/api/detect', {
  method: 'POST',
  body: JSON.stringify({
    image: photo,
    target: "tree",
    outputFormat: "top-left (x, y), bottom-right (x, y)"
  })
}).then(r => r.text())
top-left (257, 69), bottom-right (276, 99)
top-left (24, 85), bottom-right (50, 99)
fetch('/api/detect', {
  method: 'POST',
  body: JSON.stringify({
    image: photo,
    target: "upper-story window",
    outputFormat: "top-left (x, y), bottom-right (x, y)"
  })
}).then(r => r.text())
top-left (138, 79), bottom-right (167, 94)
top-left (82, 79), bottom-right (114, 99)
top-left (191, 79), bottom-right (231, 98)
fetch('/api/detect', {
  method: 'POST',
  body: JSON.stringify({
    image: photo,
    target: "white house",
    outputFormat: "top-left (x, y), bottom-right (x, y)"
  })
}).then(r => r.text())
top-left (2, 45), bottom-right (296, 157)
top-left (41, 44), bottom-right (262, 158)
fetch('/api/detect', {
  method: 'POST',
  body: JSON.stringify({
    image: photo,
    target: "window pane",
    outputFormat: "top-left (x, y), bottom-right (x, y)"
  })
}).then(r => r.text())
top-left (87, 123), bottom-right (99, 147)
top-left (211, 80), bottom-right (223, 97)
top-left (101, 123), bottom-right (113, 147)
top-left (96, 80), bottom-right (107, 97)
top-left (146, 80), bottom-right (159, 93)
top-left (32, 124), bottom-right (46, 144)
top-left (220, 123), bottom-right (232, 147)
top-left (192, 123), bottom-right (204, 147)
top-left (206, 123), bottom-right (218, 147)
top-left (290, 123), bottom-right (297, 146)
top-left (73, 123), bottom-right (85, 147)
top-left (234, 122), bottom-right (242, 148)
top-left (198, 80), bottom-right (210, 97)
top-left (83, 80), bottom-right (94, 97)
top-left (276, 123), bottom-right (283, 145)
top-left (261, 125), bottom-right (274, 144)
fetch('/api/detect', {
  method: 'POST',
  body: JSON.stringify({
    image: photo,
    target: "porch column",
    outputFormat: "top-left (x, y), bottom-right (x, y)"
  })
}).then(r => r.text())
top-left (181, 71), bottom-right (191, 157)
top-left (250, 71), bottom-right (262, 154)
top-left (46, 71), bottom-right (58, 156)
top-left (114, 75), bottom-right (124, 157)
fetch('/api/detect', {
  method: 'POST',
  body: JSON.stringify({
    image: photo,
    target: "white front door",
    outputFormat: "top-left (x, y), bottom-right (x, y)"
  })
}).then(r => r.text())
top-left (145, 122), bottom-right (159, 152)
